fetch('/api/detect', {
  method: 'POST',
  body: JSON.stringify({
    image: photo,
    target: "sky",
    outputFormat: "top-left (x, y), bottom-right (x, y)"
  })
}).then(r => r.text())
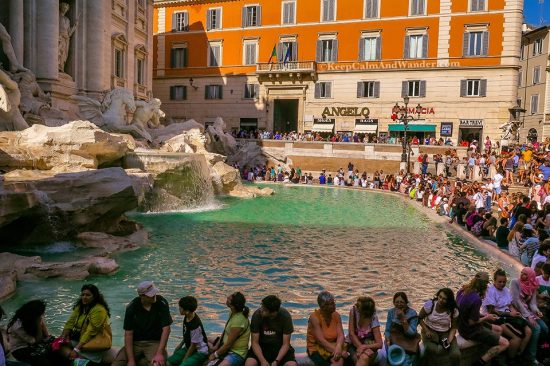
top-left (525, 0), bottom-right (550, 26)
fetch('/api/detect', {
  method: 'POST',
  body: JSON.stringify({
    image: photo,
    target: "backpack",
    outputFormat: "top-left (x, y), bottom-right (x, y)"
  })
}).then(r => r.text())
top-left (472, 220), bottom-right (484, 236)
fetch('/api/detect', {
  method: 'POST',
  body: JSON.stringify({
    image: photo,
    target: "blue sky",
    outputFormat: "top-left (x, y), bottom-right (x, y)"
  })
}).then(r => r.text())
top-left (525, 0), bottom-right (550, 25)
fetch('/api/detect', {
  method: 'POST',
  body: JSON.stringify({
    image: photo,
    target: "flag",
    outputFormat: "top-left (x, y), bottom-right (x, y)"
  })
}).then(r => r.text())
top-left (283, 45), bottom-right (292, 64)
top-left (268, 45), bottom-right (277, 63)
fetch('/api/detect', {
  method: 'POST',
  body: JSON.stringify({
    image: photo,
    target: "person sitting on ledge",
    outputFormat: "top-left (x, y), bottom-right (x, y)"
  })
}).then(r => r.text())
top-left (456, 272), bottom-right (509, 366)
top-left (346, 296), bottom-right (382, 366)
top-left (306, 291), bottom-right (347, 366)
top-left (245, 295), bottom-right (297, 366)
top-left (384, 292), bottom-right (420, 366)
top-left (418, 288), bottom-right (460, 366)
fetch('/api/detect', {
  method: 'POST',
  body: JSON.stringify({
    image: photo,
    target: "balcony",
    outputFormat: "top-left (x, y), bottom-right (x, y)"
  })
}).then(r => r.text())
top-left (256, 61), bottom-right (316, 83)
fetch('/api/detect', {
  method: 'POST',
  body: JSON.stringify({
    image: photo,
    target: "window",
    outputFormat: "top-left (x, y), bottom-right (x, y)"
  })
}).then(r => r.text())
top-left (460, 79), bottom-right (487, 97)
top-left (520, 45), bottom-right (525, 60)
top-left (114, 48), bottom-right (124, 78)
top-left (402, 80), bottom-right (426, 97)
top-left (170, 85), bottom-right (187, 100)
top-left (364, 0), bottom-right (378, 18)
top-left (359, 37), bottom-right (381, 61)
top-left (172, 11), bottom-right (188, 32)
top-left (534, 66), bottom-right (541, 84)
top-left (321, 0), bottom-right (336, 21)
top-left (136, 58), bottom-right (145, 85)
top-left (207, 8), bottom-right (222, 30)
top-left (519, 70), bottom-right (522, 87)
top-left (531, 94), bottom-right (539, 114)
top-left (314, 82), bottom-right (332, 98)
top-left (242, 5), bottom-right (261, 27)
top-left (205, 85), bottom-right (223, 99)
top-left (244, 84), bottom-right (259, 99)
top-left (534, 38), bottom-right (543, 55)
top-left (170, 46), bottom-right (188, 68)
top-left (282, 1), bottom-right (296, 24)
top-left (405, 34), bottom-right (427, 59)
top-left (470, 0), bottom-right (485, 12)
top-left (278, 41), bottom-right (297, 62)
top-left (316, 39), bottom-right (338, 62)
top-left (410, 0), bottom-right (425, 15)
top-left (357, 81), bottom-right (380, 98)
top-left (243, 42), bottom-right (258, 65)
top-left (208, 42), bottom-right (221, 67)
top-left (463, 31), bottom-right (488, 57)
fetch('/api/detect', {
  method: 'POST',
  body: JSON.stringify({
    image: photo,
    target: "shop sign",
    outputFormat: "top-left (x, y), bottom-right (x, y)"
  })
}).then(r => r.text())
top-left (459, 119), bottom-right (483, 126)
top-left (355, 118), bottom-right (378, 124)
top-left (408, 107), bottom-right (435, 115)
top-left (313, 117), bottom-right (335, 124)
top-left (440, 122), bottom-right (453, 136)
top-left (322, 107), bottom-right (370, 118)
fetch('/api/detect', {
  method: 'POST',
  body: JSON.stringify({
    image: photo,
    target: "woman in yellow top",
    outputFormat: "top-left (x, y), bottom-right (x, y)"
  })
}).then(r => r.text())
top-left (306, 291), bottom-right (346, 366)
top-left (60, 284), bottom-right (112, 365)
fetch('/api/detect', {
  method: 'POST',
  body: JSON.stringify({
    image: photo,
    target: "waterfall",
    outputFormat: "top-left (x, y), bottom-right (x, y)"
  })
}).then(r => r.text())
top-left (124, 151), bottom-right (217, 212)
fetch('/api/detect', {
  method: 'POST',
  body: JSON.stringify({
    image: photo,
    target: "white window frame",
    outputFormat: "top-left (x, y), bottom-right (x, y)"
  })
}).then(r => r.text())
top-left (243, 40), bottom-right (258, 66)
top-left (360, 36), bottom-right (380, 61)
top-left (534, 38), bottom-right (543, 55)
top-left (208, 42), bottom-right (222, 67)
top-left (282, 0), bottom-right (296, 24)
top-left (316, 81), bottom-right (332, 98)
top-left (469, 0), bottom-right (486, 12)
top-left (114, 48), bottom-right (125, 78)
top-left (408, 80), bottom-right (421, 97)
top-left (531, 94), bottom-right (539, 114)
top-left (408, 34), bottom-right (426, 59)
top-left (409, 0), bottom-right (426, 16)
top-left (321, 0), bottom-right (337, 22)
top-left (468, 31), bottom-right (483, 56)
top-left (206, 85), bottom-right (223, 100)
top-left (207, 7), bottom-right (223, 30)
top-left (363, 0), bottom-right (379, 19)
top-left (320, 39), bottom-right (336, 62)
top-left (244, 84), bottom-right (259, 99)
top-left (243, 5), bottom-right (260, 27)
top-left (533, 66), bottom-right (541, 85)
top-left (466, 79), bottom-right (481, 96)
top-left (279, 40), bottom-right (298, 62)
top-left (173, 11), bottom-right (188, 32)
top-left (170, 85), bottom-right (187, 101)
top-left (359, 81), bottom-right (377, 98)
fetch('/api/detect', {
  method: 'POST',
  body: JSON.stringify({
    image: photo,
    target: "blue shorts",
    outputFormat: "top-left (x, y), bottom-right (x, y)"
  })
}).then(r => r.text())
top-left (494, 186), bottom-right (502, 194)
top-left (222, 352), bottom-right (245, 366)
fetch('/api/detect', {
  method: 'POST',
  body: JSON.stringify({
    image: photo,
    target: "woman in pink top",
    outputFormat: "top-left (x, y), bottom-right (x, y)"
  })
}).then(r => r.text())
top-left (347, 297), bottom-right (382, 366)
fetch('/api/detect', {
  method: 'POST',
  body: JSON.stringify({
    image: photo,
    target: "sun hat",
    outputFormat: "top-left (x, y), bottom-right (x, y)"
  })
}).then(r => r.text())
top-left (387, 344), bottom-right (406, 366)
top-left (137, 281), bottom-right (159, 297)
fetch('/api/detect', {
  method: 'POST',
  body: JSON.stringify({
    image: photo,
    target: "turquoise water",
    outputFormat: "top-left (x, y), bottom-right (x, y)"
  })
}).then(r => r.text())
top-left (0, 185), bottom-right (515, 353)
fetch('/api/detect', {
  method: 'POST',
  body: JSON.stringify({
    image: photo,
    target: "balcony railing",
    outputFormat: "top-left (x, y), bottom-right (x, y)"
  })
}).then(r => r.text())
top-left (256, 61), bottom-right (316, 73)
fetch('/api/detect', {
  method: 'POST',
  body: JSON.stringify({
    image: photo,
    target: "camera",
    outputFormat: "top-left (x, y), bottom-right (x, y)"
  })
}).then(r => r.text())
top-left (441, 338), bottom-right (450, 350)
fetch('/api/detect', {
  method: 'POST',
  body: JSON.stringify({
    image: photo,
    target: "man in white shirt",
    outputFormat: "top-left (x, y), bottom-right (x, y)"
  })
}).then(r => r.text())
top-left (473, 189), bottom-right (486, 209)
top-left (493, 170), bottom-right (504, 199)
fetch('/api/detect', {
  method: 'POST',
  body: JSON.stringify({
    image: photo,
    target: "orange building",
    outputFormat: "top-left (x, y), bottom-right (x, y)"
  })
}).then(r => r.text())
top-left (153, 0), bottom-right (523, 143)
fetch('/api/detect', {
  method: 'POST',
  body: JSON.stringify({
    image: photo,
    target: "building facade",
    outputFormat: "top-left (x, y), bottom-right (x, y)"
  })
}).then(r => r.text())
top-left (153, 0), bottom-right (523, 144)
top-left (518, 25), bottom-right (550, 143)
top-left (0, 0), bottom-right (154, 117)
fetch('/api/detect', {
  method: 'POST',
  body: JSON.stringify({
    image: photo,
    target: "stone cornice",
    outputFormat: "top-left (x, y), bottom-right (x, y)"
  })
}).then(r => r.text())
top-left (153, 0), bottom-right (238, 8)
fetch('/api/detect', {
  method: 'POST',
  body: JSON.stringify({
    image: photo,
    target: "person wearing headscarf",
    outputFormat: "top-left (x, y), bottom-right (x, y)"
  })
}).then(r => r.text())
top-left (511, 267), bottom-right (548, 364)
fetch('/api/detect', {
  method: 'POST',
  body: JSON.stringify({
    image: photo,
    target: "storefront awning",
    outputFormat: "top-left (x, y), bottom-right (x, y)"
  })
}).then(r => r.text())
top-left (312, 123), bottom-right (334, 132)
top-left (354, 124), bottom-right (378, 133)
top-left (388, 124), bottom-right (437, 132)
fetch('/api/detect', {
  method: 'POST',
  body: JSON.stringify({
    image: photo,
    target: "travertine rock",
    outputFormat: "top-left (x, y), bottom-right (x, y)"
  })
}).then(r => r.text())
top-left (150, 119), bottom-right (204, 145)
top-left (76, 229), bottom-right (149, 255)
top-left (0, 271), bottom-right (17, 300)
top-left (0, 120), bottom-right (134, 171)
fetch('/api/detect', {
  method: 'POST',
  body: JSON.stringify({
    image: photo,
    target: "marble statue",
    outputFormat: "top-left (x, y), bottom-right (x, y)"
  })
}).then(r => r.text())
top-left (499, 120), bottom-right (520, 141)
top-left (132, 98), bottom-right (165, 130)
top-left (0, 23), bottom-right (29, 130)
top-left (72, 88), bottom-right (154, 141)
top-left (59, 2), bottom-right (79, 73)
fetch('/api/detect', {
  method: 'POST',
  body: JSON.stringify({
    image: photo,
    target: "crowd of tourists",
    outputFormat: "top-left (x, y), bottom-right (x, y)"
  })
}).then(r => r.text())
top-left (3, 274), bottom-right (550, 366)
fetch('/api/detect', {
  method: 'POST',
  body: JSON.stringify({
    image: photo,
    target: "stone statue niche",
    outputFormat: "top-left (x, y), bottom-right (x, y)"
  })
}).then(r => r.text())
top-left (58, 2), bottom-right (79, 75)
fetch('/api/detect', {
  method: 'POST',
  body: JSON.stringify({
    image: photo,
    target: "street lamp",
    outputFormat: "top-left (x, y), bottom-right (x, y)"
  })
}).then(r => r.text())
top-left (391, 96), bottom-right (423, 173)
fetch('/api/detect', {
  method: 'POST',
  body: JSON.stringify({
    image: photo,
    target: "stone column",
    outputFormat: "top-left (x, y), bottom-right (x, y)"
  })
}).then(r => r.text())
top-left (9, 0), bottom-right (24, 65)
top-left (35, 0), bottom-right (58, 80)
top-left (85, 0), bottom-right (105, 93)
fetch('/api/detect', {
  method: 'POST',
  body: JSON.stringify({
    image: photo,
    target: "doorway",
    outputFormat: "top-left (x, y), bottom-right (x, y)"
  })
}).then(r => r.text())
top-left (273, 99), bottom-right (298, 133)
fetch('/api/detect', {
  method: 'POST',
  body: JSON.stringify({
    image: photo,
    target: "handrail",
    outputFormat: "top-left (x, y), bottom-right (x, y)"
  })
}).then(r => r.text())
top-left (256, 61), bottom-right (316, 72)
